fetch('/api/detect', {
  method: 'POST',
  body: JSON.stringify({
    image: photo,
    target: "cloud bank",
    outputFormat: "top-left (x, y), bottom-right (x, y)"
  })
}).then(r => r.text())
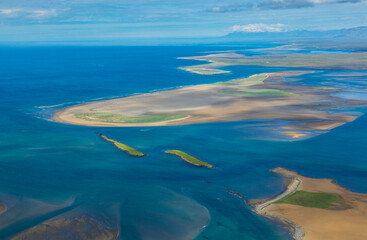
top-left (0, 8), bottom-right (59, 19)
top-left (207, 0), bottom-right (361, 12)
top-left (231, 23), bottom-right (287, 32)
top-left (206, 3), bottom-right (254, 13)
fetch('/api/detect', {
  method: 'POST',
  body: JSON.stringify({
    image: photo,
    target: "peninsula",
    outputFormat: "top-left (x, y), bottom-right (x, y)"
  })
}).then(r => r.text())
top-left (248, 168), bottom-right (367, 240)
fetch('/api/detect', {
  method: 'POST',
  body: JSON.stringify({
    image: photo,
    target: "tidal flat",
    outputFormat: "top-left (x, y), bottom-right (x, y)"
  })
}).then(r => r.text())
top-left (54, 70), bottom-right (364, 139)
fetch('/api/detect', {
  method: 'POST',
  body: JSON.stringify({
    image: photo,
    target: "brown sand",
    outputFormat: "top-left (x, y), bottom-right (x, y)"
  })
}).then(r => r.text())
top-left (53, 71), bottom-right (360, 136)
top-left (254, 168), bottom-right (367, 240)
top-left (280, 131), bottom-right (308, 139)
top-left (281, 121), bottom-right (345, 131)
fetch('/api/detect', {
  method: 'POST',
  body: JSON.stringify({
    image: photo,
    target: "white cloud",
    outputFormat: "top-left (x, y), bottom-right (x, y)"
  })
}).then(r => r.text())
top-left (231, 23), bottom-right (286, 32)
top-left (27, 9), bottom-right (58, 18)
top-left (211, 7), bottom-right (225, 13)
top-left (0, 9), bottom-right (21, 15)
top-left (0, 8), bottom-right (59, 19)
top-left (309, 0), bottom-right (359, 3)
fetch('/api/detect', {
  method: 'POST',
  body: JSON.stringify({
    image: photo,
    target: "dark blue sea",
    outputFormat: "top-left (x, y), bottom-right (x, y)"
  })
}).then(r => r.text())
top-left (0, 46), bottom-right (366, 239)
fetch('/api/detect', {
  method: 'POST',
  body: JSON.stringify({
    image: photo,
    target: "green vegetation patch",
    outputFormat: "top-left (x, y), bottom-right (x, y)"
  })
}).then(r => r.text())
top-left (98, 134), bottom-right (146, 157)
top-left (75, 112), bottom-right (187, 124)
top-left (214, 74), bottom-right (267, 86)
top-left (274, 190), bottom-right (342, 209)
top-left (205, 52), bottom-right (367, 70)
top-left (218, 89), bottom-right (297, 97)
top-left (165, 150), bottom-right (214, 169)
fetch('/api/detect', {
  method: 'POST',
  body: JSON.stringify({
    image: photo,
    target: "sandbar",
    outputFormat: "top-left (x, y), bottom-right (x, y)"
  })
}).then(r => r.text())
top-left (54, 71), bottom-right (361, 139)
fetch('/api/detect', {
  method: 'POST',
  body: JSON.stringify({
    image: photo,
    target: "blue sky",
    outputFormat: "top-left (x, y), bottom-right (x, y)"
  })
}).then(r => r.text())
top-left (0, 0), bottom-right (366, 43)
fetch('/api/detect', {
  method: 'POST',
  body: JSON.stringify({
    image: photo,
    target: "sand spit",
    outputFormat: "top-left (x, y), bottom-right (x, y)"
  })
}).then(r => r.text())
top-left (249, 168), bottom-right (367, 240)
top-left (53, 71), bottom-right (362, 139)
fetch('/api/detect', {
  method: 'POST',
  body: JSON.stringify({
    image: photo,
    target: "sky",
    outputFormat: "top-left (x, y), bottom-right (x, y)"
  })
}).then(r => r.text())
top-left (0, 0), bottom-right (366, 44)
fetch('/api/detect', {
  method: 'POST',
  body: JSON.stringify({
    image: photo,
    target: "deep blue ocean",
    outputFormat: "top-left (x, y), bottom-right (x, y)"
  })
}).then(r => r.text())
top-left (0, 46), bottom-right (366, 239)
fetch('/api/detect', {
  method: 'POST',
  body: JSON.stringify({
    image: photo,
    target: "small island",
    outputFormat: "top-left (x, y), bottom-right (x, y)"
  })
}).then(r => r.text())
top-left (165, 150), bottom-right (214, 168)
top-left (248, 167), bottom-right (367, 240)
top-left (98, 133), bottom-right (146, 157)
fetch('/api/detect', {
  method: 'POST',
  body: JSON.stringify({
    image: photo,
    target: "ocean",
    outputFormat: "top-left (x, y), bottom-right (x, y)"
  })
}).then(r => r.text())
top-left (0, 45), bottom-right (366, 239)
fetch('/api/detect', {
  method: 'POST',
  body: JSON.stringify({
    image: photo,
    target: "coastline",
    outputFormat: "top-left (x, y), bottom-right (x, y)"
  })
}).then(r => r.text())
top-left (248, 169), bottom-right (304, 240)
top-left (248, 168), bottom-right (367, 240)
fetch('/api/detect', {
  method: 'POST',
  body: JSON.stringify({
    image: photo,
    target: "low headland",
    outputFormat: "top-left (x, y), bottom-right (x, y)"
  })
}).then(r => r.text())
top-left (165, 150), bottom-right (214, 168)
top-left (247, 167), bottom-right (367, 240)
top-left (97, 133), bottom-right (146, 157)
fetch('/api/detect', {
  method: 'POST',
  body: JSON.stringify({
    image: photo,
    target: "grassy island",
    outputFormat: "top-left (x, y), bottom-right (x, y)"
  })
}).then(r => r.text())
top-left (165, 150), bottom-right (214, 168)
top-left (98, 133), bottom-right (146, 157)
top-left (275, 190), bottom-right (342, 209)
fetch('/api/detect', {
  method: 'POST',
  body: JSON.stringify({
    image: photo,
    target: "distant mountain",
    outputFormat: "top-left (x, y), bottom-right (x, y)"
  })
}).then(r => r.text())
top-left (335, 26), bottom-right (367, 40)
top-left (224, 26), bottom-right (367, 42)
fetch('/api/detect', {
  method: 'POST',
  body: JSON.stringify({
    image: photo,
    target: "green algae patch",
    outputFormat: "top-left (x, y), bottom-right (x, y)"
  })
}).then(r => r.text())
top-left (214, 74), bottom-right (268, 87)
top-left (218, 89), bottom-right (297, 97)
top-left (165, 150), bottom-right (214, 168)
top-left (98, 133), bottom-right (146, 157)
top-left (274, 190), bottom-right (342, 209)
top-left (75, 112), bottom-right (187, 124)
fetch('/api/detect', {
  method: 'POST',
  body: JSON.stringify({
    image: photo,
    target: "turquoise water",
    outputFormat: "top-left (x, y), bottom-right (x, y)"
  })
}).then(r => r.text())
top-left (0, 46), bottom-right (367, 239)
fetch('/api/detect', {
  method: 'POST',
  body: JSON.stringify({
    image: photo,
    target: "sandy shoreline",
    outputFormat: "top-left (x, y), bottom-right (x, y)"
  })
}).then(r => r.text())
top-left (53, 108), bottom-right (192, 127)
top-left (248, 168), bottom-right (367, 240)
top-left (249, 169), bottom-right (304, 240)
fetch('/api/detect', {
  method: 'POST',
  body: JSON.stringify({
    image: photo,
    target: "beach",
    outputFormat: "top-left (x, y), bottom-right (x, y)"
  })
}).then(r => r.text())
top-left (249, 168), bottom-right (367, 240)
